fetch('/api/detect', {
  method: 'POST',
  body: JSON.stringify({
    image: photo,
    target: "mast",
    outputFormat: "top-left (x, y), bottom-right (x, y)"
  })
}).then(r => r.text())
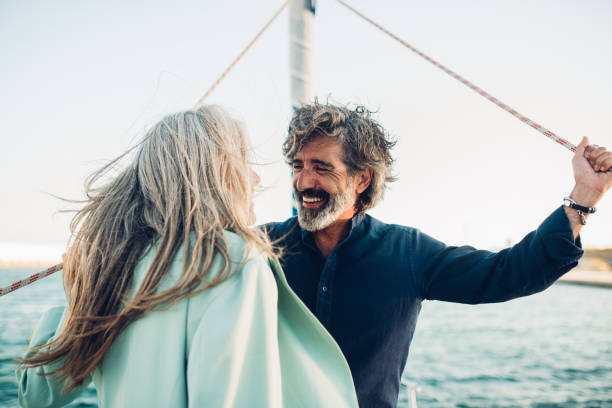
top-left (289, 0), bottom-right (315, 215)
top-left (289, 0), bottom-right (315, 109)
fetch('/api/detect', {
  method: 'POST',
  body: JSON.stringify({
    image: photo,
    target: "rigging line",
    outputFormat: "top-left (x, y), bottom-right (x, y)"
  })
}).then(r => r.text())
top-left (2, 1), bottom-right (291, 297)
top-left (193, 0), bottom-right (290, 108)
top-left (334, 0), bottom-right (577, 152)
top-left (0, 264), bottom-right (62, 297)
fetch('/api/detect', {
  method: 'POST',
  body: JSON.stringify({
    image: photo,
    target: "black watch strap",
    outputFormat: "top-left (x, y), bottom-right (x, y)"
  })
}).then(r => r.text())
top-left (563, 197), bottom-right (596, 214)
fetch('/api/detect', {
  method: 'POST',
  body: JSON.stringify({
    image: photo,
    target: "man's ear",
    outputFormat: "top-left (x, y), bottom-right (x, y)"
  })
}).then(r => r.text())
top-left (355, 168), bottom-right (373, 194)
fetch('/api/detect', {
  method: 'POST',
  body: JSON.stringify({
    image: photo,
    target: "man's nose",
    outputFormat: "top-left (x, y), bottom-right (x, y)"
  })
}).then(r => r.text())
top-left (295, 168), bottom-right (315, 191)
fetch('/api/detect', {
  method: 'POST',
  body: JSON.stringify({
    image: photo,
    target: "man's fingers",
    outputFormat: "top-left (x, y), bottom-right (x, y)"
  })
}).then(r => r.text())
top-left (591, 148), bottom-right (611, 170)
top-left (587, 147), bottom-right (603, 166)
top-left (584, 144), bottom-right (599, 160)
top-left (599, 154), bottom-right (612, 172)
top-left (580, 141), bottom-right (612, 172)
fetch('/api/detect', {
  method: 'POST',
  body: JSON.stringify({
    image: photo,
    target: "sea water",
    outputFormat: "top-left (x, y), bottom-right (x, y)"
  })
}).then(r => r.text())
top-left (1, 268), bottom-right (611, 408)
top-left (0, 269), bottom-right (96, 407)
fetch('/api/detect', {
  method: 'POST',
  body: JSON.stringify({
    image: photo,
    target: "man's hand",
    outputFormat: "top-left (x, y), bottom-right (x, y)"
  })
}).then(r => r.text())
top-left (584, 143), bottom-right (612, 176)
top-left (564, 136), bottom-right (612, 238)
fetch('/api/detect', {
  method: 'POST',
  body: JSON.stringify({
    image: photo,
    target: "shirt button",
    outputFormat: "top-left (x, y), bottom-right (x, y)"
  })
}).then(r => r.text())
top-left (322, 286), bottom-right (327, 292)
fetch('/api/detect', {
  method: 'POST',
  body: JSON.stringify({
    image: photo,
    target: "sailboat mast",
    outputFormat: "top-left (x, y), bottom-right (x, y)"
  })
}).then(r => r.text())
top-left (289, 0), bottom-right (315, 215)
top-left (289, 0), bottom-right (315, 110)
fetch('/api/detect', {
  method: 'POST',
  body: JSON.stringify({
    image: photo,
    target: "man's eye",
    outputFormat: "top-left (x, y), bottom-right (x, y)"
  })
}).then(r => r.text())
top-left (316, 167), bottom-right (330, 173)
top-left (292, 163), bottom-right (303, 170)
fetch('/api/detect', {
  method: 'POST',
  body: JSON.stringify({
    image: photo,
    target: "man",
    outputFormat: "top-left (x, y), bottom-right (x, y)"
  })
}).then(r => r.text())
top-left (265, 101), bottom-right (612, 407)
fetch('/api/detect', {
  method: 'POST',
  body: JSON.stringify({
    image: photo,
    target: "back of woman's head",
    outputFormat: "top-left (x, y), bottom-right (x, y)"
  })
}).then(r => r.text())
top-left (138, 105), bottom-right (253, 234)
top-left (17, 105), bottom-right (275, 391)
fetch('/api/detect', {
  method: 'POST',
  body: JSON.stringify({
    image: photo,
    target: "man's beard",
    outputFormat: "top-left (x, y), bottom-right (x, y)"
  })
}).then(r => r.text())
top-left (293, 179), bottom-right (355, 232)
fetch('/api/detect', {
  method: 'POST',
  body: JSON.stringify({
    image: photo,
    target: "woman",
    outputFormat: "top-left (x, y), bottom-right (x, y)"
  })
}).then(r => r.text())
top-left (16, 106), bottom-right (358, 407)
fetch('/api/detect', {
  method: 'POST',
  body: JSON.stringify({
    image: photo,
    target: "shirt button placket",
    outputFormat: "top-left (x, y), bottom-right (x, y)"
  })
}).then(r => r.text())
top-left (316, 254), bottom-right (336, 330)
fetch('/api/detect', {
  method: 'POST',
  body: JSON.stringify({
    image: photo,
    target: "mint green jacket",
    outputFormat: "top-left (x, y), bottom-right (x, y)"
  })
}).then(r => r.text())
top-left (17, 232), bottom-right (359, 407)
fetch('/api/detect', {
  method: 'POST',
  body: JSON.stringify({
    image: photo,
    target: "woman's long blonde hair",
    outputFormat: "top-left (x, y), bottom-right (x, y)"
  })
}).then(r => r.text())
top-left (18, 105), bottom-right (277, 391)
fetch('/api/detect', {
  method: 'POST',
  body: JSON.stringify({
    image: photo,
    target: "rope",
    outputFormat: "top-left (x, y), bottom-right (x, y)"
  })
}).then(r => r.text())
top-left (335, 0), bottom-right (577, 152)
top-left (0, 264), bottom-right (62, 297)
top-left (193, 0), bottom-right (290, 108)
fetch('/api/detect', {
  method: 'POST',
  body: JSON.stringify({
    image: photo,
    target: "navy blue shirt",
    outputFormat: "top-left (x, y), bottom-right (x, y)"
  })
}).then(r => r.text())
top-left (264, 206), bottom-right (583, 407)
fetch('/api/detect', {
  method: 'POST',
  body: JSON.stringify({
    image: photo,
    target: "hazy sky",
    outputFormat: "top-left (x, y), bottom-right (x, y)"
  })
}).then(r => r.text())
top-left (1, 0), bottom-right (611, 262)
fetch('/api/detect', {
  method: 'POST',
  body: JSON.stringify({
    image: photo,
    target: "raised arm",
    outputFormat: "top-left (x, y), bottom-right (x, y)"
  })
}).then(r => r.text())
top-left (412, 206), bottom-right (582, 304)
top-left (564, 136), bottom-right (612, 238)
top-left (413, 137), bottom-right (611, 304)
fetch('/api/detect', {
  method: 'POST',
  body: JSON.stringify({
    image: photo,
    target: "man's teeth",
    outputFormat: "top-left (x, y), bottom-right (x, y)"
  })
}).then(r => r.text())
top-left (303, 196), bottom-right (323, 203)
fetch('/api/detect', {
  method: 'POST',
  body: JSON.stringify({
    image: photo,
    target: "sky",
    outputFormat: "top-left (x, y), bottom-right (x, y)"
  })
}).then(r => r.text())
top-left (1, 0), bottom-right (611, 263)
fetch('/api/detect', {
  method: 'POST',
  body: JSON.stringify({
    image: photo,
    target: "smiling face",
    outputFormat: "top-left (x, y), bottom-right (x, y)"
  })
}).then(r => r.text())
top-left (291, 134), bottom-right (364, 232)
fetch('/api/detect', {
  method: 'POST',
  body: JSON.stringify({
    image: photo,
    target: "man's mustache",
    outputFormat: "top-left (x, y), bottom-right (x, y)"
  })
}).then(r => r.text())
top-left (295, 188), bottom-right (330, 201)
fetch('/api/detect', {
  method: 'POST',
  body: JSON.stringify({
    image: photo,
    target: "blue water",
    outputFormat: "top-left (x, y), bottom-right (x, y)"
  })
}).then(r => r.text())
top-left (0, 268), bottom-right (97, 408)
top-left (1, 268), bottom-right (611, 408)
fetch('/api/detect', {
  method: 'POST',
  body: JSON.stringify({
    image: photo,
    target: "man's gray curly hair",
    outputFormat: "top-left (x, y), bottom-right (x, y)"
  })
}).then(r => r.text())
top-left (283, 101), bottom-right (397, 213)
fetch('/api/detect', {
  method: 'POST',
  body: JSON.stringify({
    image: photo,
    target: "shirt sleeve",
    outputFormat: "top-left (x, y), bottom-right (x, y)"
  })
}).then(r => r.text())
top-left (16, 306), bottom-right (90, 408)
top-left (186, 255), bottom-right (283, 408)
top-left (412, 206), bottom-right (584, 303)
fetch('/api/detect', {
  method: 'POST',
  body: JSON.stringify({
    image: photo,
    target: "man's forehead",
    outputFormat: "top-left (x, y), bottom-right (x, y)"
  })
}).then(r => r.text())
top-left (296, 135), bottom-right (344, 156)
top-left (307, 138), bottom-right (339, 148)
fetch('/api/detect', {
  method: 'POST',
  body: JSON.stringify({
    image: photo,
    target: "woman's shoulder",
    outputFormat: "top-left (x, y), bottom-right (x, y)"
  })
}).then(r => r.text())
top-left (223, 230), bottom-right (262, 262)
top-left (182, 230), bottom-right (274, 302)
top-left (126, 232), bottom-right (273, 308)
top-left (222, 230), bottom-right (273, 284)
top-left (184, 232), bottom-right (277, 337)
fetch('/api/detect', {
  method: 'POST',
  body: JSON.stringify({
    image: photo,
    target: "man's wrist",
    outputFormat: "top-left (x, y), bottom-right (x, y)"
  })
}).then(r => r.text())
top-left (562, 205), bottom-right (585, 237)
top-left (568, 183), bottom-right (602, 209)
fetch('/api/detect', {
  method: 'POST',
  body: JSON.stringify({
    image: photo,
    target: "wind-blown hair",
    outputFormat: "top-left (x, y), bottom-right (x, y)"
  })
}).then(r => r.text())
top-left (283, 101), bottom-right (397, 213)
top-left (18, 105), bottom-right (277, 391)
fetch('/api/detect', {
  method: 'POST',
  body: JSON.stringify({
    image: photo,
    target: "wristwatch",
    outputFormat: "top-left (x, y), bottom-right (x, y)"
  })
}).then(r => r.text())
top-left (563, 197), bottom-right (596, 225)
